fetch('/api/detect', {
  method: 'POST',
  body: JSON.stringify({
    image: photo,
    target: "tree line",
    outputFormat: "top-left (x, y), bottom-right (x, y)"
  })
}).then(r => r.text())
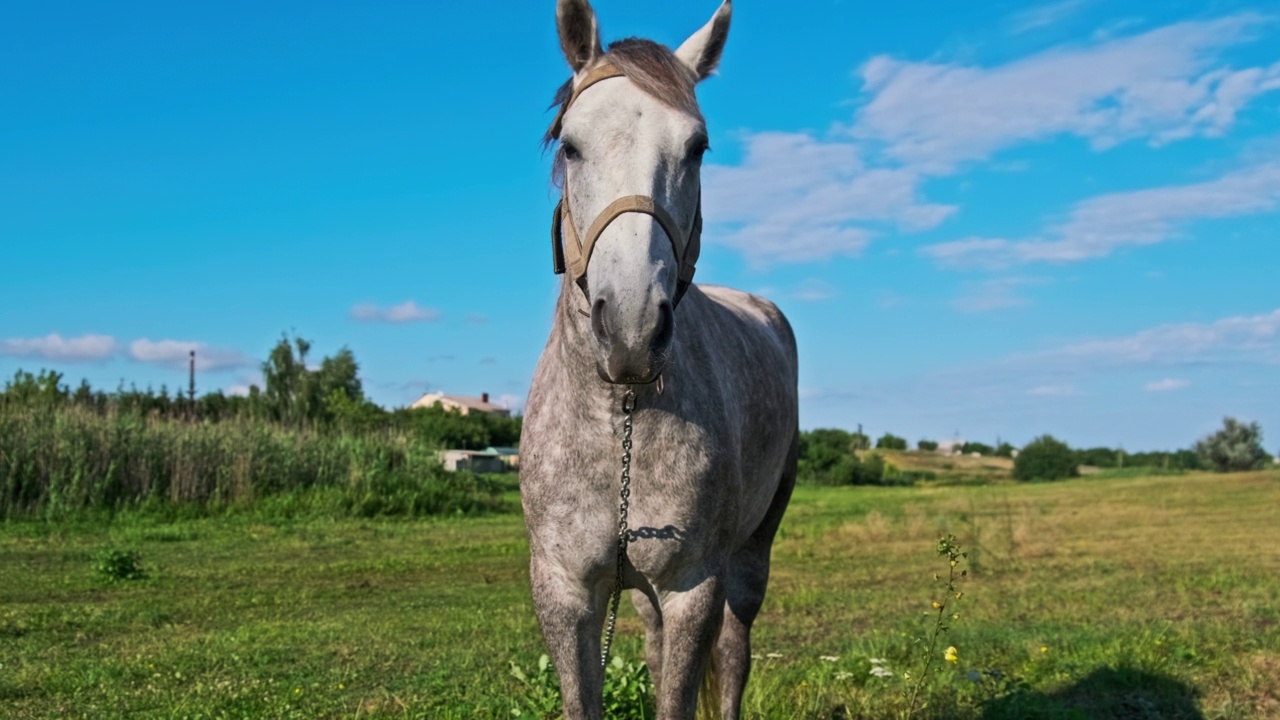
top-left (799, 419), bottom-right (1273, 485)
top-left (0, 335), bottom-right (521, 451)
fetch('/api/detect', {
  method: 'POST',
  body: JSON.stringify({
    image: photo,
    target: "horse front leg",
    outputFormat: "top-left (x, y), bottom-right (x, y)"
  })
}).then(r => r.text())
top-left (656, 574), bottom-right (725, 719)
top-left (631, 588), bottom-right (665, 698)
top-left (530, 559), bottom-right (608, 720)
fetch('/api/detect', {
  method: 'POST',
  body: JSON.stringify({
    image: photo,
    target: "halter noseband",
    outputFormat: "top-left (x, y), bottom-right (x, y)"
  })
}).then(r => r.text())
top-left (549, 63), bottom-right (703, 308)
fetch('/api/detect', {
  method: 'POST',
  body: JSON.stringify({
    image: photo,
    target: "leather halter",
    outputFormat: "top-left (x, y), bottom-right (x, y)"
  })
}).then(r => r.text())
top-left (549, 63), bottom-right (703, 307)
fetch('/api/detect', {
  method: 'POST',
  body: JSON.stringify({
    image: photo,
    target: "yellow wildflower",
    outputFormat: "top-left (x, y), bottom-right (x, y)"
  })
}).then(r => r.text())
top-left (944, 646), bottom-right (958, 663)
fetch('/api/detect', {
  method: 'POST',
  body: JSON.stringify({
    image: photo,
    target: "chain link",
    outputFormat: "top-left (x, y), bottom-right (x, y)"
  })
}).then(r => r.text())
top-left (601, 388), bottom-right (636, 667)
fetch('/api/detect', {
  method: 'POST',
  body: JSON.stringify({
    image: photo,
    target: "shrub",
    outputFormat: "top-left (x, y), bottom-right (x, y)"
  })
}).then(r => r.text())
top-left (918, 439), bottom-right (939, 452)
top-left (876, 433), bottom-right (908, 450)
top-left (95, 548), bottom-right (146, 582)
top-left (1014, 435), bottom-right (1079, 482)
top-left (1195, 418), bottom-right (1269, 473)
top-left (994, 442), bottom-right (1016, 458)
top-left (960, 441), bottom-right (993, 456)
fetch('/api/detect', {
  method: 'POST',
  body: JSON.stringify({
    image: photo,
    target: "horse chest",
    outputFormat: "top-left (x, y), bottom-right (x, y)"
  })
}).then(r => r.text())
top-left (523, 424), bottom-right (730, 586)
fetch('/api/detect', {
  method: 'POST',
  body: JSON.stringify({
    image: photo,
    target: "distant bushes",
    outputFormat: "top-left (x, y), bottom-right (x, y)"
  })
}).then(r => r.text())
top-left (1014, 435), bottom-right (1079, 482)
top-left (959, 441), bottom-right (993, 456)
top-left (797, 429), bottom-right (931, 486)
top-left (917, 439), bottom-right (939, 452)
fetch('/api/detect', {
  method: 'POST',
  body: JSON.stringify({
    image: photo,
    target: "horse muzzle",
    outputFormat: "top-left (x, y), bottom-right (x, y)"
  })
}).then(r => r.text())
top-left (590, 292), bottom-right (674, 385)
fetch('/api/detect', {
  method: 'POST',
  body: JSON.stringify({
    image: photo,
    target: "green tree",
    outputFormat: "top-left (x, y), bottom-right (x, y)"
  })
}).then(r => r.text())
top-left (1195, 418), bottom-right (1269, 473)
top-left (876, 433), bottom-right (908, 450)
top-left (917, 439), bottom-right (939, 452)
top-left (261, 335), bottom-right (314, 425)
top-left (261, 335), bottom-right (368, 426)
top-left (960, 441), bottom-right (994, 456)
top-left (1014, 435), bottom-right (1079, 482)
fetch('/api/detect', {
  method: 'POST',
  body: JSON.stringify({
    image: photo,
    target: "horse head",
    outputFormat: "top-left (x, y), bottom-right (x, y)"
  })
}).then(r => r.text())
top-left (548, 0), bottom-right (731, 385)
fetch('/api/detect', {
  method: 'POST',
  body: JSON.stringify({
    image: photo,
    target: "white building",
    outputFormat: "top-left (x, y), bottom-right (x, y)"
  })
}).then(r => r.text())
top-left (410, 392), bottom-right (510, 418)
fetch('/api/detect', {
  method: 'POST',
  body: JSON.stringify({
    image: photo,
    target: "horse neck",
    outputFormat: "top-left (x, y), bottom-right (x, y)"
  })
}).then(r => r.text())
top-left (549, 276), bottom-right (600, 382)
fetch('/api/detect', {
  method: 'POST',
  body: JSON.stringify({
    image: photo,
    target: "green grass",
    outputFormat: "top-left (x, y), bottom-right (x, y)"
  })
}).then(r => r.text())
top-left (2, 471), bottom-right (1278, 718)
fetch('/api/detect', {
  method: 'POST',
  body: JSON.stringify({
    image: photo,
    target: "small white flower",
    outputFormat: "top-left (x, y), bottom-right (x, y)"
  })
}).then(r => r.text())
top-left (819, 655), bottom-right (839, 663)
top-left (869, 657), bottom-right (887, 665)
top-left (834, 671), bottom-right (854, 681)
top-left (870, 666), bottom-right (894, 678)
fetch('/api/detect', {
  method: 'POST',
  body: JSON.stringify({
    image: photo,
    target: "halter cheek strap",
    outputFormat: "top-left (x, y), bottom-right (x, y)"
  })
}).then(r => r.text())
top-left (549, 63), bottom-right (703, 308)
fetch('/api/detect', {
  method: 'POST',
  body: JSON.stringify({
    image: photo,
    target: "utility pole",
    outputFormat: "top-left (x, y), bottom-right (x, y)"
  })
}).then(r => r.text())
top-left (188, 350), bottom-right (197, 417)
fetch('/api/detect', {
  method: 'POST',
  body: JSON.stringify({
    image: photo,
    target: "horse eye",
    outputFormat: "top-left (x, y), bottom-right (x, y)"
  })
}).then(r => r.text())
top-left (686, 139), bottom-right (710, 163)
top-left (562, 141), bottom-right (582, 161)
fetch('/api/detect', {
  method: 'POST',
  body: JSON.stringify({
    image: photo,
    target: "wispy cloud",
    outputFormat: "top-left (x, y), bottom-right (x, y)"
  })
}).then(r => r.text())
top-left (129, 339), bottom-right (252, 372)
top-left (1031, 308), bottom-right (1280, 366)
top-left (1144, 378), bottom-right (1190, 392)
top-left (793, 278), bottom-right (839, 302)
top-left (923, 161), bottom-right (1280, 268)
top-left (703, 132), bottom-right (953, 264)
top-left (1028, 384), bottom-right (1081, 397)
top-left (702, 14), bottom-right (1280, 267)
top-left (953, 277), bottom-right (1046, 312)
top-left (853, 14), bottom-right (1280, 170)
top-left (350, 301), bottom-right (442, 324)
top-left (0, 333), bottom-right (119, 362)
top-left (494, 393), bottom-right (526, 413)
top-left (1006, 0), bottom-right (1090, 35)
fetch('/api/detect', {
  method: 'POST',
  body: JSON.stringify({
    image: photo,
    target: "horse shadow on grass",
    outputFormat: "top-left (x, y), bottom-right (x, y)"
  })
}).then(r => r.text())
top-left (981, 665), bottom-right (1203, 720)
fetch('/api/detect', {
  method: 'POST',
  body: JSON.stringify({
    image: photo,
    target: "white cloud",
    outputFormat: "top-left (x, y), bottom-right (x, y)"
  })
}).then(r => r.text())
top-left (1028, 384), bottom-right (1081, 397)
top-left (351, 301), bottom-right (441, 324)
top-left (128, 339), bottom-right (252, 372)
top-left (852, 14), bottom-right (1280, 170)
top-left (0, 333), bottom-right (119, 362)
top-left (953, 277), bottom-right (1046, 312)
top-left (701, 14), bottom-right (1280, 268)
top-left (1007, 0), bottom-right (1090, 35)
top-left (1144, 378), bottom-right (1190, 392)
top-left (1033, 308), bottom-right (1280, 366)
top-left (703, 132), bottom-right (954, 264)
top-left (923, 161), bottom-right (1280, 267)
top-left (494, 393), bottom-right (526, 413)
top-left (793, 278), bottom-right (839, 302)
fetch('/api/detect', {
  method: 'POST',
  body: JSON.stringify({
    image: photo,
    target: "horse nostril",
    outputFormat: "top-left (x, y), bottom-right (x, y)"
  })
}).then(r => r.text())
top-left (590, 297), bottom-right (610, 344)
top-left (651, 301), bottom-right (674, 352)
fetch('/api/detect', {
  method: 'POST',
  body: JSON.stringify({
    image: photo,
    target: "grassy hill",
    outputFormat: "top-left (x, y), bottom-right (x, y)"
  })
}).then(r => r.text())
top-left (867, 448), bottom-right (1016, 484)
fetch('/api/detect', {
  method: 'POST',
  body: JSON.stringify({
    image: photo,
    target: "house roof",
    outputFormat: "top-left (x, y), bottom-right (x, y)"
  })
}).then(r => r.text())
top-left (413, 392), bottom-right (509, 414)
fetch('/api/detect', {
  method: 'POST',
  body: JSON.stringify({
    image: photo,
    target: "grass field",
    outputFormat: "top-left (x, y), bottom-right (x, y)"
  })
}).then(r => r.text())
top-left (2, 470), bottom-right (1278, 719)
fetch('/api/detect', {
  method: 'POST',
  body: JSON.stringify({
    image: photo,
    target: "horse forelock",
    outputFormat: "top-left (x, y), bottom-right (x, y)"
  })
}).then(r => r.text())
top-left (544, 38), bottom-right (703, 187)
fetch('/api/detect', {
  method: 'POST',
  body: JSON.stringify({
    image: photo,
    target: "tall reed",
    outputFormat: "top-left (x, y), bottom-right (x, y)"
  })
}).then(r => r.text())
top-left (0, 405), bottom-right (506, 519)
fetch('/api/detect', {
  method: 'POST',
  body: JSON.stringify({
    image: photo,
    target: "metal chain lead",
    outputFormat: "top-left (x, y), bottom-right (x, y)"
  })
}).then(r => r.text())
top-left (601, 388), bottom-right (636, 668)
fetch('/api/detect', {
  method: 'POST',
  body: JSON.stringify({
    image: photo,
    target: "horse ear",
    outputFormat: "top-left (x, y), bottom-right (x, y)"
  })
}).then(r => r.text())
top-left (556, 0), bottom-right (603, 74)
top-left (675, 0), bottom-right (731, 81)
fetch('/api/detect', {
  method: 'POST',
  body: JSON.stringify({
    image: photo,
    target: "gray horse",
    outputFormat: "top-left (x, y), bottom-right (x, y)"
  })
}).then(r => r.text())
top-left (520, 1), bottom-right (799, 718)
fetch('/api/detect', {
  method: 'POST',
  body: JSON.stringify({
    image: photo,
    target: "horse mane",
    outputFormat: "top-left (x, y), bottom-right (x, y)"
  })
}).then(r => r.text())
top-left (544, 38), bottom-right (703, 187)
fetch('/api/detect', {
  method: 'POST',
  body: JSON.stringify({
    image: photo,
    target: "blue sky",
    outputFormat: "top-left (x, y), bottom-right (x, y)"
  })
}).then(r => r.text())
top-left (2, 0), bottom-right (1278, 451)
